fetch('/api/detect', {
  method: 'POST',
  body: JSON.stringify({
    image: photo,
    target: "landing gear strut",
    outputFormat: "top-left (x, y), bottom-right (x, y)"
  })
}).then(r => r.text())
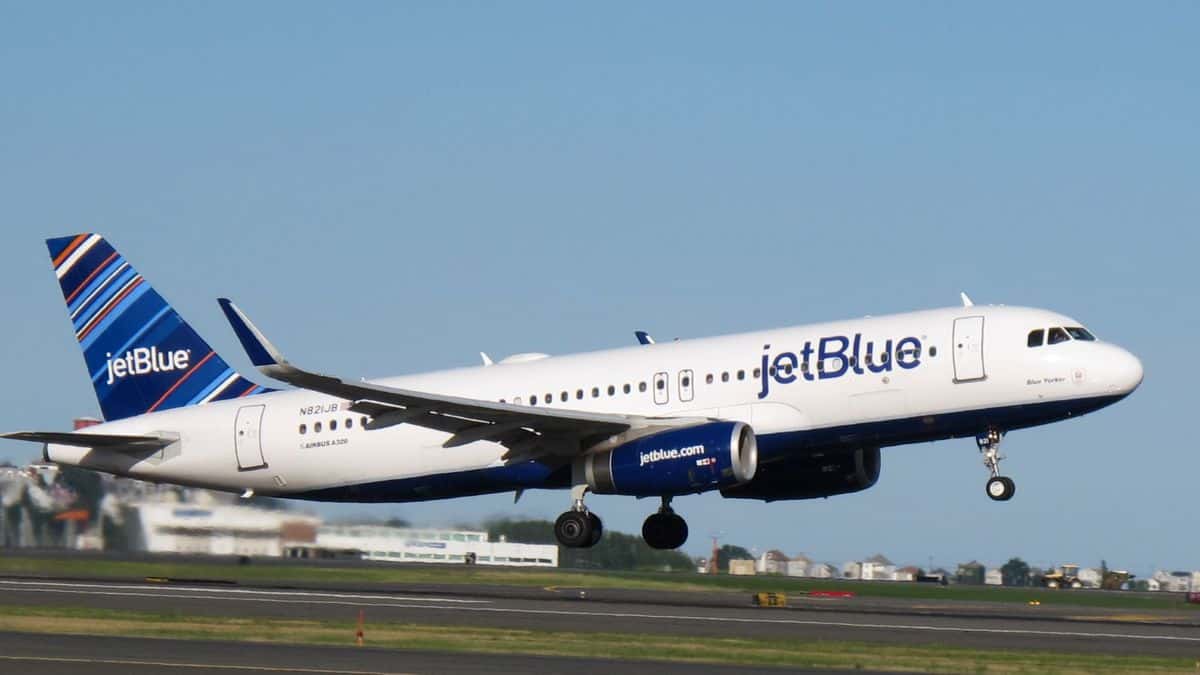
top-left (977, 428), bottom-right (1015, 501)
top-left (554, 484), bottom-right (603, 548)
top-left (642, 496), bottom-right (688, 549)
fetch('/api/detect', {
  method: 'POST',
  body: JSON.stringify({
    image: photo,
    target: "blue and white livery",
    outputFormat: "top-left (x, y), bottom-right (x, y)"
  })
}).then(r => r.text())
top-left (4, 234), bottom-right (1143, 550)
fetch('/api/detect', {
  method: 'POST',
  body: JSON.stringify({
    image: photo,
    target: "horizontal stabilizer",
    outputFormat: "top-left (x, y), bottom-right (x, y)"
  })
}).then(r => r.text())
top-left (1, 431), bottom-right (174, 450)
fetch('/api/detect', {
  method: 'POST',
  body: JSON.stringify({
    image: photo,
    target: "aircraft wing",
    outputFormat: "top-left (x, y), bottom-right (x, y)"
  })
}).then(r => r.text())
top-left (217, 299), bottom-right (703, 461)
top-left (1, 431), bottom-right (175, 450)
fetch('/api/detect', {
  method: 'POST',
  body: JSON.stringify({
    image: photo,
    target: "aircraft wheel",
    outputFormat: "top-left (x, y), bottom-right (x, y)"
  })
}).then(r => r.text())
top-left (587, 512), bottom-right (603, 547)
top-left (986, 476), bottom-right (1015, 501)
top-left (555, 511), bottom-right (594, 548)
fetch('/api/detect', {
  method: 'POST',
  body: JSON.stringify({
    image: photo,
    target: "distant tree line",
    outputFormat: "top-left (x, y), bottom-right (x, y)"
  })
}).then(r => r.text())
top-left (485, 517), bottom-right (695, 571)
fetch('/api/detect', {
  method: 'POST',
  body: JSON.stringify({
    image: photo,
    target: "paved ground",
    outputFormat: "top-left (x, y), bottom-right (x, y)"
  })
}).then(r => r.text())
top-left (0, 631), bottom-right (836, 675)
top-left (1, 577), bottom-right (1198, 658)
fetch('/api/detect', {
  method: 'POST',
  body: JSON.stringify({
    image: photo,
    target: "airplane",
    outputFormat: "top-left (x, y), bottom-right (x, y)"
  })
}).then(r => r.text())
top-left (3, 234), bottom-right (1144, 550)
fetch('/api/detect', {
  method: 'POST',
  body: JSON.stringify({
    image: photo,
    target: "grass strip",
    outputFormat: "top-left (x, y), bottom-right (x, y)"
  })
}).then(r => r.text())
top-left (2, 555), bottom-right (1197, 613)
top-left (0, 605), bottom-right (1192, 674)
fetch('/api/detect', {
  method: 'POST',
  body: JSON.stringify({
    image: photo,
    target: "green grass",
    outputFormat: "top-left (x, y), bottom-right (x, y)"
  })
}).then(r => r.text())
top-left (0, 604), bottom-right (1192, 673)
top-left (2, 554), bottom-right (1197, 613)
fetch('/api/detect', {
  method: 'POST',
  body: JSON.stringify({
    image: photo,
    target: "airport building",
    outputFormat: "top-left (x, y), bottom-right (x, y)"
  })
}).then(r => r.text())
top-left (128, 501), bottom-right (319, 558)
top-left (306, 524), bottom-right (559, 567)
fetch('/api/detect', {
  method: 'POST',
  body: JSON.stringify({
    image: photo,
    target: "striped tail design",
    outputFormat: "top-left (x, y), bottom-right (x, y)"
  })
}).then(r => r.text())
top-left (47, 234), bottom-right (269, 421)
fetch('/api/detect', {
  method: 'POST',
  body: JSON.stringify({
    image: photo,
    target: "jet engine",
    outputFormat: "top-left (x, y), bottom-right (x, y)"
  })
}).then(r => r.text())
top-left (720, 446), bottom-right (880, 501)
top-left (577, 421), bottom-right (757, 497)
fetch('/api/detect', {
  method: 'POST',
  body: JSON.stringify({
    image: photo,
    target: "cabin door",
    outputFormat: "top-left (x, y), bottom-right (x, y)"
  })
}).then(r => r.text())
top-left (234, 405), bottom-right (267, 470)
top-left (952, 316), bottom-right (986, 382)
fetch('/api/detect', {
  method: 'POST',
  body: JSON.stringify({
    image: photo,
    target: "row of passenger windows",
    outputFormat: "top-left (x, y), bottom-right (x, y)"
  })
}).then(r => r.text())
top-left (299, 417), bottom-right (369, 434)
top-left (502, 345), bottom-right (936, 406)
top-left (1027, 326), bottom-right (1096, 348)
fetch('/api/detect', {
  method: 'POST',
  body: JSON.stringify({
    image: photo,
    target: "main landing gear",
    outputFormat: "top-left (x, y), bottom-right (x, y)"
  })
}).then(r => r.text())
top-left (554, 485), bottom-right (603, 548)
top-left (642, 496), bottom-right (688, 550)
top-left (977, 428), bottom-right (1016, 501)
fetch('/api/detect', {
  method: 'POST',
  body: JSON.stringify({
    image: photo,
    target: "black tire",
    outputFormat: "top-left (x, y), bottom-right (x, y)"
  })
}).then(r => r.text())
top-left (664, 513), bottom-right (689, 549)
top-left (642, 513), bottom-right (667, 549)
top-left (986, 476), bottom-right (1015, 501)
top-left (554, 511), bottom-right (593, 548)
top-left (587, 512), bottom-right (603, 548)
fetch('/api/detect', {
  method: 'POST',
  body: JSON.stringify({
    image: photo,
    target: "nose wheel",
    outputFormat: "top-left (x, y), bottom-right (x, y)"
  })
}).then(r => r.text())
top-left (978, 429), bottom-right (1016, 501)
top-left (642, 497), bottom-right (688, 549)
top-left (554, 484), bottom-right (603, 548)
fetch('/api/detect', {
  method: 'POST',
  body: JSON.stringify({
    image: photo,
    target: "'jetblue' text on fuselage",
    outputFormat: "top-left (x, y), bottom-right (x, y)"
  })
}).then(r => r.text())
top-left (758, 334), bottom-right (922, 399)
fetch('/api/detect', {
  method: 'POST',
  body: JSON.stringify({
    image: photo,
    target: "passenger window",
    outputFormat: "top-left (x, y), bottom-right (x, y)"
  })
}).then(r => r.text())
top-left (639, 382), bottom-right (647, 392)
top-left (753, 368), bottom-right (760, 378)
top-left (544, 393), bottom-right (552, 404)
top-left (330, 419), bottom-right (337, 431)
top-left (721, 372), bottom-right (729, 382)
top-left (529, 396), bottom-right (537, 406)
top-left (1048, 327), bottom-right (1070, 345)
top-left (656, 379), bottom-right (665, 390)
top-left (299, 424), bottom-right (307, 435)
top-left (314, 421), bottom-right (322, 433)
top-left (576, 389), bottom-right (584, 400)
top-left (736, 370), bottom-right (745, 381)
top-left (361, 416), bottom-right (369, 427)
top-left (1027, 329), bottom-right (1044, 348)
top-left (681, 375), bottom-right (691, 387)
top-left (929, 346), bottom-right (938, 357)
top-left (345, 418), bottom-right (353, 429)
top-left (607, 385), bottom-right (615, 396)
top-left (561, 391), bottom-right (568, 402)
top-left (705, 374), bottom-right (713, 384)
top-left (591, 387), bottom-right (599, 398)
top-left (1066, 326), bottom-right (1096, 341)
top-left (623, 383), bottom-right (631, 394)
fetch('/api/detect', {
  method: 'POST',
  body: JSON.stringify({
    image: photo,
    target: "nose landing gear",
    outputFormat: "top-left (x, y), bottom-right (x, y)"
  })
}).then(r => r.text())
top-left (978, 428), bottom-right (1015, 501)
top-left (642, 496), bottom-right (689, 549)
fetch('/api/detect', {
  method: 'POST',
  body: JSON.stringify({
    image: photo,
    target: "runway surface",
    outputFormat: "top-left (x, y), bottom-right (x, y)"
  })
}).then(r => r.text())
top-left (0, 631), bottom-right (834, 674)
top-left (1, 577), bottom-right (1198, 658)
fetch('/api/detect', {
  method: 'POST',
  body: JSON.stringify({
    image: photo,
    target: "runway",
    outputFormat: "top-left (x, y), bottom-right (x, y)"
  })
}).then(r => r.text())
top-left (1, 577), bottom-right (1198, 658)
top-left (0, 631), bottom-right (824, 675)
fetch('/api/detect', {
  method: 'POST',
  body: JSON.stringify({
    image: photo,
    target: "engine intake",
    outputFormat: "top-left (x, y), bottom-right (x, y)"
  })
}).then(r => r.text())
top-left (578, 421), bottom-right (757, 497)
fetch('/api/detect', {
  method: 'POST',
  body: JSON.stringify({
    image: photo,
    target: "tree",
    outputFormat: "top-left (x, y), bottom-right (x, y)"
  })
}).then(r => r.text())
top-left (1000, 557), bottom-right (1031, 587)
top-left (716, 544), bottom-right (754, 571)
top-left (484, 517), bottom-right (694, 571)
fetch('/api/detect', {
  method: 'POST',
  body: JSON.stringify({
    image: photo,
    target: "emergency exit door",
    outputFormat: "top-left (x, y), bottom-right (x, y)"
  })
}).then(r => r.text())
top-left (235, 405), bottom-right (267, 470)
top-left (952, 316), bottom-right (986, 382)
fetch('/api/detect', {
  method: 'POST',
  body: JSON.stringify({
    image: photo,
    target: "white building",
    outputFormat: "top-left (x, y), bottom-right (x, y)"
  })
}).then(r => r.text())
top-left (809, 563), bottom-right (837, 579)
top-left (860, 554), bottom-right (896, 581)
top-left (786, 554), bottom-right (812, 577)
top-left (131, 501), bottom-right (318, 557)
top-left (985, 568), bottom-right (1003, 586)
top-left (313, 524), bottom-right (558, 567)
top-left (757, 550), bottom-right (789, 575)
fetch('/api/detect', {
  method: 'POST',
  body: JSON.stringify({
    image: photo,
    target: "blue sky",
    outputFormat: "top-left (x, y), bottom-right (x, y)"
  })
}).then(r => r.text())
top-left (2, 3), bottom-right (1196, 574)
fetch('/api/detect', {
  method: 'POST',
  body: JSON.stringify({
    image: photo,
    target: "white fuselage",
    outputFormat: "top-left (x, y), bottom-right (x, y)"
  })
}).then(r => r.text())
top-left (47, 305), bottom-right (1143, 502)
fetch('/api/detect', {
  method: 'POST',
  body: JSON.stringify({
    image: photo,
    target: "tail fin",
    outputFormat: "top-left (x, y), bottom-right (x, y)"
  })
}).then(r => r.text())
top-left (46, 234), bottom-right (268, 421)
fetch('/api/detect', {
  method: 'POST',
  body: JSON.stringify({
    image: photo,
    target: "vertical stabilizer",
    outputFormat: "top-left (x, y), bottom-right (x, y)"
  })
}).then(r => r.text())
top-left (46, 234), bottom-right (267, 421)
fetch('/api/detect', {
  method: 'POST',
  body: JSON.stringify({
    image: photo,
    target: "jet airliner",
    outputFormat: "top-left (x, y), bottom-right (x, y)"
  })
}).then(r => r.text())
top-left (4, 235), bottom-right (1143, 549)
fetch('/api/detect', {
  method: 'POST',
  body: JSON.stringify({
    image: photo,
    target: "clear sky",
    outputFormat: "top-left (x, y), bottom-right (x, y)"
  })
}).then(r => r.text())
top-left (2, 3), bottom-right (1196, 575)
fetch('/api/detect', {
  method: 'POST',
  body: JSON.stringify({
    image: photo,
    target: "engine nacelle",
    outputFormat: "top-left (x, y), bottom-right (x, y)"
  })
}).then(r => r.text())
top-left (578, 421), bottom-right (757, 497)
top-left (720, 446), bottom-right (880, 501)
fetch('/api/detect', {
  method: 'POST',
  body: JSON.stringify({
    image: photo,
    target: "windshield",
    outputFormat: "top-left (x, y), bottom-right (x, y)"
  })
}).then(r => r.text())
top-left (1065, 326), bottom-right (1096, 341)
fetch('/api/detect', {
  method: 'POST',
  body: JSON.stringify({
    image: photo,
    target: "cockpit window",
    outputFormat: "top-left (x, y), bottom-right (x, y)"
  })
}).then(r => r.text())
top-left (1047, 327), bottom-right (1070, 345)
top-left (1027, 329), bottom-right (1045, 348)
top-left (1065, 326), bottom-right (1096, 341)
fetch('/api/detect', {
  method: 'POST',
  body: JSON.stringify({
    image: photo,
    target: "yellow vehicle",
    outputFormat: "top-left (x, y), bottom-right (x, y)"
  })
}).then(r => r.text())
top-left (1042, 564), bottom-right (1083, 589)
top-left (1100, 570), bottom-right (1134, 591)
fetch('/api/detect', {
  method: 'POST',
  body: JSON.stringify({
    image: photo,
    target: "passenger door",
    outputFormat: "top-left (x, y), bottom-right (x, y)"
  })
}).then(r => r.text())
top-left (952, 316), bottom-right (986, 382)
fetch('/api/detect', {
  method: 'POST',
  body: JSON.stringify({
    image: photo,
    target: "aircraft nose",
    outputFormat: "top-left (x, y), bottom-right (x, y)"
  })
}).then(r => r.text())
top-left (1109, 346), bottom-right (1144, 395)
